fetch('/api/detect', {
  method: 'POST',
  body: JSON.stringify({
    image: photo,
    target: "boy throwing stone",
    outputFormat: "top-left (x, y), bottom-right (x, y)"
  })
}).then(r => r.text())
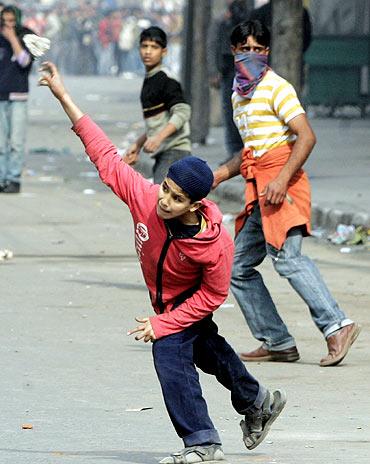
top-left (39, 61), bottom-right (286, 464)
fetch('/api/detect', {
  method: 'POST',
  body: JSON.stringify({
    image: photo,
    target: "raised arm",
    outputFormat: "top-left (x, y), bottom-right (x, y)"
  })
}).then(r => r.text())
top-left (38, 62), bottom-right (84, 124)
top-left (38, 62), bottom-right (153, 208)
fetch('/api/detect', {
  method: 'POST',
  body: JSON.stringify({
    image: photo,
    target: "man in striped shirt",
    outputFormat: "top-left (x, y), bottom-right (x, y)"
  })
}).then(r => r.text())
top-left (213, 20), bottom-right (360, 367)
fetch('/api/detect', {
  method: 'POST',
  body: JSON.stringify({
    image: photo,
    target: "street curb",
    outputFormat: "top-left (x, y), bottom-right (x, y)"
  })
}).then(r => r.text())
top-left (134, 158), bottom-right (370, 232)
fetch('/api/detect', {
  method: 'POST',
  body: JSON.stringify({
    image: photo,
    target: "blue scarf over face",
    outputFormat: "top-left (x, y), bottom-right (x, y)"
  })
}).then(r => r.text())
top-left (233, 52), bottom-right (269, 99)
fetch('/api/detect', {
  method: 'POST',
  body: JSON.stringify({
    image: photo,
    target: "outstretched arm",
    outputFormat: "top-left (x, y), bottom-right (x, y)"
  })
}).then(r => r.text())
top-left (38, 61), bottom-right (84, 124)
top-left (212, 149), bottom-right (243, 189)
top-left (38, 62), bottom-right (153, 208)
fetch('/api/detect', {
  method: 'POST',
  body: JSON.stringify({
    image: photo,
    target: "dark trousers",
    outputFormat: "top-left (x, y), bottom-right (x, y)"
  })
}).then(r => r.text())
top-left (152, 316), bottom-right (264, 446)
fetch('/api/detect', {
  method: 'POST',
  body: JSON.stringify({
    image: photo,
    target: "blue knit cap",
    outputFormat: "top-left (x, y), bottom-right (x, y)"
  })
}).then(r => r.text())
top-left (167, 156), bottom-right (214, 201)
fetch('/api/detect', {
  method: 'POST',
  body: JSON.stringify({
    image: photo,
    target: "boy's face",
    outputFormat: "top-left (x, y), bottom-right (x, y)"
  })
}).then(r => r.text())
top-left (140, 39), bottom-right (166, 70)
top-left (157, 178), bottom-right (200, 221)
top-left (231, 35), bottom-right (269, 56)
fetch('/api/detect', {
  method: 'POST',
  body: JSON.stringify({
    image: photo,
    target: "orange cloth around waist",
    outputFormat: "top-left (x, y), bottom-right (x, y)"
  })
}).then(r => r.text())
top-left (235, 144), bottom-right (311, 250)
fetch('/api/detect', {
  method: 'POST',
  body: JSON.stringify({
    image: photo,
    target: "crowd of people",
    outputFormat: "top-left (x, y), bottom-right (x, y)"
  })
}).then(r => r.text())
top-left (21, 0), bottom-right (184, 76)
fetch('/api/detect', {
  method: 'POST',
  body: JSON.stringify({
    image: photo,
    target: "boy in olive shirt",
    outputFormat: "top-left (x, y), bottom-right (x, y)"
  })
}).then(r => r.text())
top-left (124, 26), bottom-right (191, 184)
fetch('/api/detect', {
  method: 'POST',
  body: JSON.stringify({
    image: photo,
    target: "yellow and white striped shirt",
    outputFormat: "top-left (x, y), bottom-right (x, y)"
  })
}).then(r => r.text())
top-left (232, 70), bottom-right (305, 158)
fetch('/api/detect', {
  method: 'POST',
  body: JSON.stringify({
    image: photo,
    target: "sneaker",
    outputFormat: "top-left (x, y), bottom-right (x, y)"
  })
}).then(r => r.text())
top-left (159, 444), bottom-right (225, 463)
top-left (2, 181), bottom-right (20, 193)
top-left (240, 389), bottom-right (287, 450)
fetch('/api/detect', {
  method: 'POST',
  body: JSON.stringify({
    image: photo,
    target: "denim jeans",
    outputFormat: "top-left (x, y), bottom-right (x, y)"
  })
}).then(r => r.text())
top-left (153, 149), bottom-right (191, 185)
top-left (231, 203), bottom-right (352, 350)
top-left (220, 71), bottom-right (244, 158)
top-left (152, 316), bottom-right (266, 446)
top-left (0, 100), bottom-right (28, 184)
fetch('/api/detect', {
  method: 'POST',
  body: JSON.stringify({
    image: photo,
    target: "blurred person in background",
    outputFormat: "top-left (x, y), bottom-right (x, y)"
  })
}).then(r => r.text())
top-left (117, 9), bottom-right (138, 76)
top-left (97, 9), bottom-right (122, 75)
top-left (124, 26), bottom-right (191, 184)
top-left (0, 5), bottom-right (34, 193)
top-left (77, 2), bottom-right (98, 75)
top-left (209, 0), bottom-right (250, 165)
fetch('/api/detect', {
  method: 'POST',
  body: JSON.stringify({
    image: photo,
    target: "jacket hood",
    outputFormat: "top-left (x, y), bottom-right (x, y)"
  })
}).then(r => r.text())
top-left (173, 198), bottom-right (231, 265)
top-left (196, 198), bottom-right (224, 241)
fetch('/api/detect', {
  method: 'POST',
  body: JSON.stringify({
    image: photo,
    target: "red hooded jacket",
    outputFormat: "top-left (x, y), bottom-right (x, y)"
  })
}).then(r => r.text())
top-left (73, 115), bottom-right (234, 339)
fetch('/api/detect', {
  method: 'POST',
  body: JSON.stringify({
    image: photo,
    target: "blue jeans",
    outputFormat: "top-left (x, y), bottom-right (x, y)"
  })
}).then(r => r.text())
top-left (0, 100), bottom-right (28, 184)
top-left (152, 316), bottom-right (266, 446)
top-left (231, 203), bottom-right (352, 350)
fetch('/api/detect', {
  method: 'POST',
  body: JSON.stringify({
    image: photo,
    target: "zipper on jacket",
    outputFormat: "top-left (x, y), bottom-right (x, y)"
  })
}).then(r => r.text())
top-left (156, 230), bottom-right (173, 313)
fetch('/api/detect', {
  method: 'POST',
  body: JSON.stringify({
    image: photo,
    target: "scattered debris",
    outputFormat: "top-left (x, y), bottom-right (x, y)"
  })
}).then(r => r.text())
top-left (0, 249), bottom-right (13, 261)
top-left (125, 407), bottom-right (153, 412)
top-left (328, 224), bottom-right (370, 248)
top-left (311, 228), bottom-right (326, 239)
top-left (328, 224), bottom-right (355, 245)
top-left (340, 247), bottom-right (352, 254)
top-left (38, 176), bottom-right (60, 183)
top-left (21, 423), bottom-right (33, 429)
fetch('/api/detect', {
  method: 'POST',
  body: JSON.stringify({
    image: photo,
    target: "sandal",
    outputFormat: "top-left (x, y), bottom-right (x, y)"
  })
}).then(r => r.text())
top-left (159, 444), bottom-right (225, 463)
top-left (241, 389), bottom-right (287, 450)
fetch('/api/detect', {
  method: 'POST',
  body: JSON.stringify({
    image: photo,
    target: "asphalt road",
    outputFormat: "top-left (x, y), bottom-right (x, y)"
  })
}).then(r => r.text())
top-left (0, 75), bottom-right (369, 464)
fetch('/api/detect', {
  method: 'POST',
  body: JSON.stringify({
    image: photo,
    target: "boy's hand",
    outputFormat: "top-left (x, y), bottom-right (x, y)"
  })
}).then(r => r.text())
top-left (123, 152), bottom-right (139, 165)
top-left (127, 317), bottom-right (156, 343)
top-left (143, 135), bottom-right (162, 154)
top-left (123, 143), bottom-right (140, 165)
top-left (38, 61), bottom-right (67, 100)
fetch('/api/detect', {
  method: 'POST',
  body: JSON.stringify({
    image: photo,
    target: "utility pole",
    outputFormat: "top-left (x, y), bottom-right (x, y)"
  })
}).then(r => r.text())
top-left (182, 0), bottom-right (211, 144)
top-left (271, 0), bottom-right (303, 94)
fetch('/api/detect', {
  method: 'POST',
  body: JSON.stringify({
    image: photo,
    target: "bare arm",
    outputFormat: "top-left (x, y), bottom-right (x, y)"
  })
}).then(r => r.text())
top-left (260, 113), bottom-right (316, 205)
top-left (143, 102), bottom-right (190, 154)
top-left (212, 150), bottom-right (243, 189)
top-left (143, 122), bottom-right (177, 153)
top-left (123, 132), bottom-right (147, 165)
top-left (38, 62), bottom-right (84, 124)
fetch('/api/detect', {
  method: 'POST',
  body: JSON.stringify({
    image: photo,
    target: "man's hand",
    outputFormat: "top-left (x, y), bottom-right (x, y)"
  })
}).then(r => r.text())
top-left (38, 61), bottom-right (67, 101)
top-left (143, 135), bottom-right (162, 154)
top-left (260, 177), bottom-right (289, 206)
top-left (1, 24), bottom-right (17, 42)
top-left (127, 317), bottom-right (156, 343)
top-left (212, 171), bottom-right (223, 190)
